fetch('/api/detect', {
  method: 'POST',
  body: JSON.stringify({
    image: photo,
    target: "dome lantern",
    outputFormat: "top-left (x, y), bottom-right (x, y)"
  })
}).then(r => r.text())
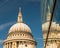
top-left (17, 8), bottom-right (23, 23)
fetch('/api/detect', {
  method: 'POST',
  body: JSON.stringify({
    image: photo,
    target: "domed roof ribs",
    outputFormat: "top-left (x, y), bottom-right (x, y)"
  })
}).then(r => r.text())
top-left (46, 5), bottom-right (51, 22)
top-left (17, 8), bottom-right (23, 23)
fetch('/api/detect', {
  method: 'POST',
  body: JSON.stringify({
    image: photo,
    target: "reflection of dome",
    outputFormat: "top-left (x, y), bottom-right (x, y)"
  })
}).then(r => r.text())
top-left (9, 23), bottom-right (31, 33)
top-left (43, 5), bottom-right (60, 48)
top-left (42, 22), bottom-right (60, 32)
top-left (42, 5), bottom-right (60, 32)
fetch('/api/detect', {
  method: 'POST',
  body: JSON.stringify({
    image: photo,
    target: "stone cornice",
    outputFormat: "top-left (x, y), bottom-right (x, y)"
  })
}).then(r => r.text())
top-left (3, 39), bottom-right (37, 45)
top-left (8, 31), bottom-right (33, 37)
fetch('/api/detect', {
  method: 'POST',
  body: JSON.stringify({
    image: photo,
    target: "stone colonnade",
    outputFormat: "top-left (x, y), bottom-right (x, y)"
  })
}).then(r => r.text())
top-left (3, 41), bottom-right (35, 48)
top-left (4, 41), bottom-right (19, 48)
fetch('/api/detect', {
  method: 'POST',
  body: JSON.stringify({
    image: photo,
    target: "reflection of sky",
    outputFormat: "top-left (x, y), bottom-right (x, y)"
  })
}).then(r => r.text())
top-left (0, 0), bottom-right (44, 48)
top-left (41, 0), bottom-right (60, 24)
top-left (54, 0), bottom-right (60, 24)
top-left (41, 0), bottom-right (54, 23)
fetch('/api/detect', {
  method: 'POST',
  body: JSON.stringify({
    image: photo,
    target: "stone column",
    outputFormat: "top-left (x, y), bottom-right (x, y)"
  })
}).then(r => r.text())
top-left (9, 43), bottom-right (11, 48)
top-left (12, 42), bottom-right (17, 48)
top-left (18, 41), bottom-right (23, 48)
top-left (17, 42), bottom-right (19, 48)
top-left (11, 42), bottom-right (12, 48)
top-left (7, 43), bottom-right (8, 48)
top-left (5, 44), bottom-right (7, 48)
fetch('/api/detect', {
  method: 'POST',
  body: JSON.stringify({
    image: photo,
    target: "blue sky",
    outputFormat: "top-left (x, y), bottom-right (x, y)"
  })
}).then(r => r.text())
top-left (0, 0), bottom-right (44, 48)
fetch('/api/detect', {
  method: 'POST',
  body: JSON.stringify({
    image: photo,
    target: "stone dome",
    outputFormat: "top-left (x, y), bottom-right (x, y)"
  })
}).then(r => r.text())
top-left (3, 8), bottom-right (36, 48)
top-left (8, 8), bottom-right (31, 33)
top-left (9, 23), bottom-right (31, 33)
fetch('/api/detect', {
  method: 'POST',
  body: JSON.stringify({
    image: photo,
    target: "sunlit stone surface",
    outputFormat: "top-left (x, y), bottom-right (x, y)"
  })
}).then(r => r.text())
top-left (3, 8), bottom-right (36, 48)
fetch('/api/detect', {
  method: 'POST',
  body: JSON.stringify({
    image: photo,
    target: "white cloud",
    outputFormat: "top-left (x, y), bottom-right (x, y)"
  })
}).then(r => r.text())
top-left (0, 21), bottom-right (15, 30)
top-left (0, 22), bottom-right (15, 44)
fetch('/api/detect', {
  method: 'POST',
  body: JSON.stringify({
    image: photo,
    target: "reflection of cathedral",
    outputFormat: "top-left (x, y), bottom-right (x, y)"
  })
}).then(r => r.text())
top-left (42, 5), bottom-right (60, 48)
top-left (3, 8), bottom-right (36, 48)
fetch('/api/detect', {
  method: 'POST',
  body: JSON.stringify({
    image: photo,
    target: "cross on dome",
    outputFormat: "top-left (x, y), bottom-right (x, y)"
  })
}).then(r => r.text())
top-left (17, 7), bottom-right (23, 23)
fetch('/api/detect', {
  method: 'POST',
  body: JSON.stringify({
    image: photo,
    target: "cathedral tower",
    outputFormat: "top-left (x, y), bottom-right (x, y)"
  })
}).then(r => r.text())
top-left (3, 8), bottom-right (36, 48)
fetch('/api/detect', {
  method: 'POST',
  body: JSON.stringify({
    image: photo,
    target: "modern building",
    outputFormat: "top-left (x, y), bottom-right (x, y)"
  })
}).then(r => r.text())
top-left (42, 5), bottom-right (60, 48)
top-left (3, 8), bottom-right (36, 48)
